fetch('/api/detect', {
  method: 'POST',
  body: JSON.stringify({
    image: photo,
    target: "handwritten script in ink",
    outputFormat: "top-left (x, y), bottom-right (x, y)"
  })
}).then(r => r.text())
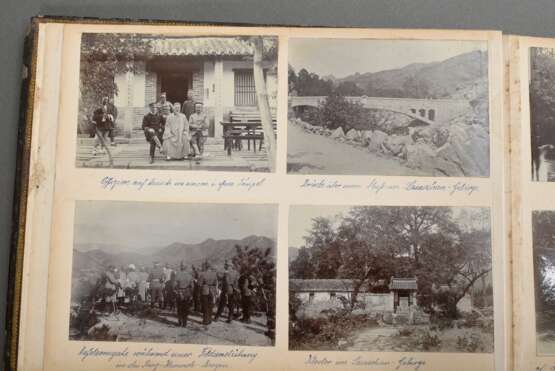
top-left (99, 176), bottom-right (266, 192)
top-left (300, 178), bottom-right (479, 196)
top-left (304, 354), bottom-right (426, 371)
top-left (78, 346), bottom-right (258, 371)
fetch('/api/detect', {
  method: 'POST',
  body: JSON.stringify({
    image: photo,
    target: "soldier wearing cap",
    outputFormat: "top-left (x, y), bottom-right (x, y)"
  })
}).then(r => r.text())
top-left (199, 261), bottom-right (218, 325)
top-left (157, 92), bottom-right (173, 120)
top-left (174, 262), bottom-right (194, 327)
top-left (142, 102), bottom-right (165, 164)
top-left (181, 90), bottom-right (196, 121)
top-left (148, 262), bottom-right (165, 308)
top-left (215, 260), bottom-right (239, 323)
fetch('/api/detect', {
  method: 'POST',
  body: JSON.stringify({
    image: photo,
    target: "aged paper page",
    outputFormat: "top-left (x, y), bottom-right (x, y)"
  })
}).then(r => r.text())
top-left (30, 22), bottom-right (507, 371)
top-left (511, 36), bottom-right (555, 371)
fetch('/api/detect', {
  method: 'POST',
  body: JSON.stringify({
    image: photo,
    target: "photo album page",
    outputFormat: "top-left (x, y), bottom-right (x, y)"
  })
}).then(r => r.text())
top-left (10, 19), bottom-right (512, 371)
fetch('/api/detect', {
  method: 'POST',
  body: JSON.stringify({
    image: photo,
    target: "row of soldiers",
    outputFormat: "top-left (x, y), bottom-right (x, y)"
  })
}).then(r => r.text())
top-left (97, 260), bottom-right (275, 338)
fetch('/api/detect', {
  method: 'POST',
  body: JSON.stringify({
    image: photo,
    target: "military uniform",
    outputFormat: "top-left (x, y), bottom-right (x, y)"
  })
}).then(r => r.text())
top-left (199, 267), bottom-right (218, 325)
top-left (174, 269), bottom-right (194, 327)
top-left (149, 265), bottom-right (165, 308)
top-left (215, 266), bottom-right (239, 322)
top-left (181, 99), bottom-right (196, 120)
top-left (239, 273), bottom-right (257, 323)
top-left (142, 112), bottom-right (165, 159)
top-left (189, 112), bottom-right (209, 155)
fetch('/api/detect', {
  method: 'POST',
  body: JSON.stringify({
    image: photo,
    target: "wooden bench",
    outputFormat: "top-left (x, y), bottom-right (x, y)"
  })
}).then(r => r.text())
top-left (221, 109), bottom-right (277, 156)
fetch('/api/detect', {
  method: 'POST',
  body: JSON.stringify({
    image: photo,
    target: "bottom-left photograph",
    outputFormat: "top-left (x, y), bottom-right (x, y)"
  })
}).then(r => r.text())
top-left (69, 200), bottom-right (278, 346)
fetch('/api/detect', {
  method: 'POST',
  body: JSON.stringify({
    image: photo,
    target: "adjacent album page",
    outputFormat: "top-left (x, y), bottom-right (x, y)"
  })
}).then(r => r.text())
top-left (23, 21), bottom-right (508, 371)
top-left (511, 36), bottom-right (555, 371)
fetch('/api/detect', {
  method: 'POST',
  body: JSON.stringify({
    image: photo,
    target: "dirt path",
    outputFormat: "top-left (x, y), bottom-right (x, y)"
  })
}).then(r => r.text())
top-left (91, 311), bottom-right (273, 346)
top-left (287, 123), bottom-right (425, 176)
top-left (346, 326), bottom-right (407, 352)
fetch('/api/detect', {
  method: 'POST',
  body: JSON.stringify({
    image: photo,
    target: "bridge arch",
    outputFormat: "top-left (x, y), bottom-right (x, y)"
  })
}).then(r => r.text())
top-left (289, 95), bottom-right (470, 126)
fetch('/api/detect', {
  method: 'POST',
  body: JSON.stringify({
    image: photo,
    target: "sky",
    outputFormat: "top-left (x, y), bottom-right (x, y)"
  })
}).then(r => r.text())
top-left (288, 38), bottom-right (487, 79)
top-left (288, 205), bottom-right (490, 248)
top-left (74, 201), bottom-right (278, 250)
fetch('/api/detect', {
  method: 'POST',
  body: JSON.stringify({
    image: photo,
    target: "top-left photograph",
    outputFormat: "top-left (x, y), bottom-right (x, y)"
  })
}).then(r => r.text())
top-left (76, 33), bottom-right (279, 172)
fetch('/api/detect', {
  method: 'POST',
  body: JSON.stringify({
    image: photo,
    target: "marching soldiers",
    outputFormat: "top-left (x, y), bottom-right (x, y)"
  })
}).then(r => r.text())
top-left (142, 102), bottom-right (165, 164)
top-left (192, 265), bottom-right (202, 313)
top-left (174, 262), bottom-right (194, 327)
top-left (199, 261), bottom-right (218, 325)
top-left (215, 261), bottom-right (239, 323)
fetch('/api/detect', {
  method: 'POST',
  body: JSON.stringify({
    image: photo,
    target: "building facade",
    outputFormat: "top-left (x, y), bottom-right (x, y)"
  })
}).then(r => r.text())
top-left (109, 37), bottom-right (278, 138)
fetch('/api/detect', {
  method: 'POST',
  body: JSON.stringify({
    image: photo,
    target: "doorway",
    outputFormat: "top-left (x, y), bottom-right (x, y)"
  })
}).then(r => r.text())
top-left (160, 73), bottom-right (191, 105)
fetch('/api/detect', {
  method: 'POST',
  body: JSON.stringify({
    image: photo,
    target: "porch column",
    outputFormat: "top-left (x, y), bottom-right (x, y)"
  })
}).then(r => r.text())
top-left (123, 67), bottom-right (135, 138)
top-left (214, 59), bottom-right (224, 138)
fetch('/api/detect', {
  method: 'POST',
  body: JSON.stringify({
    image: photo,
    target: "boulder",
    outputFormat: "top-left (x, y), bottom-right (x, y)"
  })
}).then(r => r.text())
top-left (383, 135), bottom-right (413, 158)
top-left (330, 127), bottom-right (345, 139)
top-left (368, 130), bottom-right (388, 152)
top-left (346, 129), bottom-right (361, 141)
top-left (411, 123), bottom-right (450, 148)
top-left (361, 130), bottom-right (373, 146)
top-left (435, 123), bottom-right (489, 177)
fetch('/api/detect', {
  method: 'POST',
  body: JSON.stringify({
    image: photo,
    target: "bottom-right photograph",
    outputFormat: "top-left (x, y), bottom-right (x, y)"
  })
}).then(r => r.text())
top-left (533, 210), bottom-right (555, 355)
top-left (288, 205), bottom-right (493, 353)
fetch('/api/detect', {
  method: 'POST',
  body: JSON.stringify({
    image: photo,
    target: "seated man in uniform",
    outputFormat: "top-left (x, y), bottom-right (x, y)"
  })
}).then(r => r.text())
top-left (188, 103), bottom-right (209, 159)
top-left (142, 102), bottom-right (165, 164)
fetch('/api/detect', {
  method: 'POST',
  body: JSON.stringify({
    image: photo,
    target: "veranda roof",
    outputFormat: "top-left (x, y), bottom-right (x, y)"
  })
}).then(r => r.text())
top-left (389, 277), bottom-right (418, 291)
top-left (151, 37), bottom-right (258, 57)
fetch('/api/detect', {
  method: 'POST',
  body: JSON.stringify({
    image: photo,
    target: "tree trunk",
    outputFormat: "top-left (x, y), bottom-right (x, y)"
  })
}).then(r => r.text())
top-left (252, 36), bottom-right (277, 172)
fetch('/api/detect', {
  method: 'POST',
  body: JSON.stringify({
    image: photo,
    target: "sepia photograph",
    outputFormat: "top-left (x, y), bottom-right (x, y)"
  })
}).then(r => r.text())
top-left (532, 210), bottom-right (555, 354)
top-left (289, 205), bottom-right (493, 352)
top-left (287, 38), bottom-right (490, 177)
top-left (530, 47), bottom-right (555, 182)
top-left (76, 34), bottom-right (278, 172)
top-left (69, 201), bottom-right (277, 346)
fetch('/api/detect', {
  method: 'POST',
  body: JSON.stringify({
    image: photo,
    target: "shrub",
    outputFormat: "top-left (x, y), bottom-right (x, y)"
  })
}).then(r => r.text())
top-left (416, 330), bottom-right (441, 351)
top-left (319, 94), bottom-right (368, 131)
top-left (457, 333), bottom-right (484, 352)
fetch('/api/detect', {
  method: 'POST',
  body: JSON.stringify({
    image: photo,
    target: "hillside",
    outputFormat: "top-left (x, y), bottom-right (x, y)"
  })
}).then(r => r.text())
top-left (330, 50), bottom-right (488, 99)
top-left (73, 235), bottom-right (275, 276)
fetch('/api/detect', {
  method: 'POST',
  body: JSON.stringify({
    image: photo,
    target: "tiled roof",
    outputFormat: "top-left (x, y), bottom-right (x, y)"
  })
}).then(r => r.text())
top-left (289, 279), bottom-right (363, 292)
top-left (389, 278), bottom-right (418, 290)
top-left (151, 37), bottom-right (256, 56)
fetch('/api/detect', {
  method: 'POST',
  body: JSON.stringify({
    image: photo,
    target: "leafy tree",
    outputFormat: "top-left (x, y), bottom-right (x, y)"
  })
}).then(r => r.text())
top-left (318, 93), bottom-right (367, 130)
top-left (79, 33), bottom-right (152, 131)
top-left (532, 211), bottom-right (555, 311)
top-left (289, 247), bottom-right (315, 279)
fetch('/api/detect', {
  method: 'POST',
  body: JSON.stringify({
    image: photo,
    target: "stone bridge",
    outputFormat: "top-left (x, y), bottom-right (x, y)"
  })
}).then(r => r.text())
top-left (289, 96), bottom-right (471, 125)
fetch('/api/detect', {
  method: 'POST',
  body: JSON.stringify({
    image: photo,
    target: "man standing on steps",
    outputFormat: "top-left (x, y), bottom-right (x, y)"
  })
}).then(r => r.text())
top-left (215, 261), bottom-right (239, 323)
top-left (157, 92), bottom-right (173, 121)
top-left (142, 102), bottom-right (165, 164)
top-left (181, 90), bottom-right (196, 121)
top-left (174, 262), bottom-right (194, 327)
top-left (199, 261), bottom-right (218, 325)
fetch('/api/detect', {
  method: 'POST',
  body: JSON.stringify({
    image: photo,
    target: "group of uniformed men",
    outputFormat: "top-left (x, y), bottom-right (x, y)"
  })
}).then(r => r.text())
top-left (90, 91), bottom-right (209, 164)
top-left (99, 259), bottom-right (275, 338)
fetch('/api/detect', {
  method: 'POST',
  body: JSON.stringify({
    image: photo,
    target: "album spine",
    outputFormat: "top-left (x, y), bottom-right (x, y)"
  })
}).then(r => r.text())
top-left (3, 17), bottom-right (40, 371)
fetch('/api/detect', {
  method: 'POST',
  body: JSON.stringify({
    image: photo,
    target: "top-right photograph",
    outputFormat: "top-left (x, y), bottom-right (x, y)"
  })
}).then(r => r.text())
top-left (287, 38), bottom-right (490, 177)
top-left (530, 47), bottom-right (555, 182)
